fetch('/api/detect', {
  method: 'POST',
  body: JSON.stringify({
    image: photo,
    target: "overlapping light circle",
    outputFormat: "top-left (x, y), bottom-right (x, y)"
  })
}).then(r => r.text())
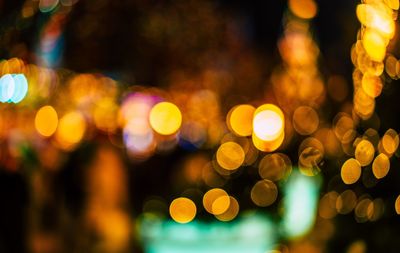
top-left (0, 74), bottom-right (28, 103)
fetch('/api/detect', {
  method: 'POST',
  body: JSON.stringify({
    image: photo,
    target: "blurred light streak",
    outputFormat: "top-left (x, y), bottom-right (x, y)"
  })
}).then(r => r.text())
top-left (37, 12), bottom-right (67, 67)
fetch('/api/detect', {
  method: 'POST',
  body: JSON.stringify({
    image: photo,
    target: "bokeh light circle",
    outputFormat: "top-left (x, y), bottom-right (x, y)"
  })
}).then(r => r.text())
top-left (149, 102), bottom-right (182, 135)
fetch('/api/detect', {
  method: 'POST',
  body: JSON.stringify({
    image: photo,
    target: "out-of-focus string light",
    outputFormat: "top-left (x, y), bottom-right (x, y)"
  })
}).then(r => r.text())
top-left (354, 139), bottom-right (375, 166)
top-left (372, 153), bottom-right (390, 179)
top-left (149, 101), bottom-right (182, 136)
top-left (352, 0), bottom-right (399, 119)
top-left (258, 153), bottom-right (292, 181)
top-left (35, 105), bottom-right (58, 137)
top-left (318, 191), bottom-right (338, 220)
top-left (341, 158), bottom-right (362, 185)
top-left (288, 0), bottom-right (318, 19)
top-left (203, 188), bottom-right (230, 215)
top-left (216, 141), bottom-right (245, 171)
top-left (252, 104), bottom-right (285, 152)
top-left (336, 190), bottom-right (357, 215)
top-left (379, 129), bottom-right (399, 156)
top-left (169, 197), bottom-right (196, 224)
top-left (292, 106), bottom-right (319, 136)
top-left (214, 196), bottom-right (239, 222)
top-left (395, 195), bottom-right (400, 214)
top-left (226, 104), bottom-right (255, 137)
top-left (250, 179), bottom-right (278, 207)
top-left (121, 93), bottom-right (158, 159)
top-left (55, 111), bottom-right (86, 150)
top-left (354, 197), bottom-right (374, 223)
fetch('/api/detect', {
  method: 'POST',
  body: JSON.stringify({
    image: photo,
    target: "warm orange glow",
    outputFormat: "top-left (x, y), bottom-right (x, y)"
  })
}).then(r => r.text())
top-left (386, 0), bottom-right (400, 10)
top-left (355, 198), bottom-right (374, 222)
top-left (355, 139), bottom-right (375, 166)
top-left (253, 104), bottom-right (284, 141)
top-left (288, 0), bottom-right (318, 19)
top-left (357, 4), bottom-right (395, 39)
top-left (169, 197), bottom-right (197, 223)
top-left (215, 196), bottom-right (239, 222)
top-left (381, 129), bottom-right (399, 156)
top-left (216, 141), bottom-right (245, 171)
top-left (227, 104), bottom-right (255, 136)
top-left (35, 105), bottom-right (58, 137)
top-left (336, 190), bottom-right (357, 214)
top-left (55, 111), bottom-right (86, 149)
top-left (395, 195), bottom-right (400, 215)
top-left (361, 74), bottom-right (382, 98)
top-left (250, 179), bottom-right (278, 207)
top-left (211, 195), bottom-right (231, 215)
top-left (341, 158), bottom-right (362, 184)
top-left (94, 98), bottom-right (118, 132)
top-left (252, 104), bottom-right (285, 152)
top-left (252, 130), bottom-right (285, 152)
top-left (292, 106), bottom-right (319, 135)
top-left (372, 153), bottom-right (390, 179)
top-left (362, 29), bottom-right (387, 62)
top-left (319, 191), bottom-right (338, 219)
top-left (203, 188), bottom-right (229, 215)
top-left (258, 153), bottom-right (292, 181)
top-left (149, 102), bottom-right (182, 135)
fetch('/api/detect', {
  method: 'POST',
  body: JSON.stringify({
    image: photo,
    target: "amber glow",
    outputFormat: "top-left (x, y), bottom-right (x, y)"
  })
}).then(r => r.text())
top-left (253, 105), bottom-right (284, 141)
top-left (341, 158), bottom-right (362, 185)
top-left (216, 141), bottom-right (245, 171)
top-left (149, 102), bottom-right (182, 135)
top-left (211, 195), bottom-right (231, 215)
top-left (259, 153), bottom-right (292, 181)
top-left (292, 106), bottom-right (319, 135)
top-left (215, 196), bottom-right (239, 222)
top-left (381, 129), bottom-right (399, 156)
top-left (169, 197), bottom-right (197, 224)
top-left (252, 104), bottom-right (285, 152)
top-left (55, 111), bottom-right (86, 149)
top-left (288, 0), bottom-right (317, 19)
top-left (395, 195), bottom-right (400, 215)
top-left (336, 190), bottom-right (357, 214)
top-left (35, 105), bottom-right (58, 137)
top-left (250, 179), bottom-right (278, 207)
top-left (203, 188), bottom-right (229, 215)
top-left (355, 140), bottom-right (375, 166)
top-left (372, 153), bottom-right (390, 179)
top-left (227, 104), bottom-right (255, 136)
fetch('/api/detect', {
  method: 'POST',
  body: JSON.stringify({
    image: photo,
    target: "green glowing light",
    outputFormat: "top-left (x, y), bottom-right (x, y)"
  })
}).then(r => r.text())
top-left (282, 169), bottom-right (321, 239)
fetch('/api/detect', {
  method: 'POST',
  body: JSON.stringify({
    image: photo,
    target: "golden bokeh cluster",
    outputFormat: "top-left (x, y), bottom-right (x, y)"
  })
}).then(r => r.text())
top-left (319, 190), bottom-right (385, 223)
top-left (352, 0), bottom-right (398, 119)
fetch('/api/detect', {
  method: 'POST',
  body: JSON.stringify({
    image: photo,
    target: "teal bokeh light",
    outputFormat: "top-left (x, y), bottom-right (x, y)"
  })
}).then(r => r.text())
top-left (140, 213), bottom-right (277, 253)
top-left (0, 73), bottom-right (28, 104)
top-left (10, 74), bottom-right (29, 103)
top-left (0, 74), bottom-right (15, 103)
top-left (282, 170), bottom-right (321, 239)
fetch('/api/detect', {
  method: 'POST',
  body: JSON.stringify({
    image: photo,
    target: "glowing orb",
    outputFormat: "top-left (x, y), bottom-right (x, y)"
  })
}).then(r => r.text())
top-left (150, 102), bottom-right (182, 135)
